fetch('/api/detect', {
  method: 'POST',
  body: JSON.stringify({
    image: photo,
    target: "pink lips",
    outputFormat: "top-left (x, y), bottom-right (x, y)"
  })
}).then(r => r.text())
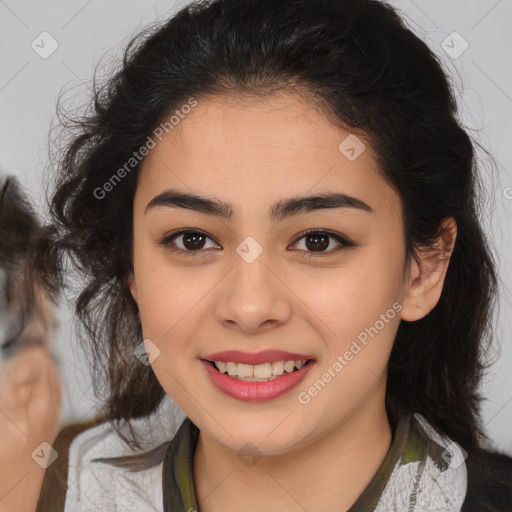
top-left (201, 350), bottom-right (316, 402)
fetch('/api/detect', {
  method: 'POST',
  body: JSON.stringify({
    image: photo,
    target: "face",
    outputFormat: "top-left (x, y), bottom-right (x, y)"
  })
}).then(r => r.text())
top-left (130, 91), bottom-right (412, 455)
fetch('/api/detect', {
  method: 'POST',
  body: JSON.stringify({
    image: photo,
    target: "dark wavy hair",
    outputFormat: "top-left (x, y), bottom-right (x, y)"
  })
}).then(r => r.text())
top-left (39, 0), bottom-right (500, 455)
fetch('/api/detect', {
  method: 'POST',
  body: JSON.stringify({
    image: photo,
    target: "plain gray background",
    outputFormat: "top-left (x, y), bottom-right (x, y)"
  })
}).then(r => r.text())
top-left (1, 0), bottom-right (511, 453)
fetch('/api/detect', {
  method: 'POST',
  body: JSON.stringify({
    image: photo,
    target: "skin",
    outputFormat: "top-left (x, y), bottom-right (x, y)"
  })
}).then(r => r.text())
top-left (129, 91), bottom-right (456, 512)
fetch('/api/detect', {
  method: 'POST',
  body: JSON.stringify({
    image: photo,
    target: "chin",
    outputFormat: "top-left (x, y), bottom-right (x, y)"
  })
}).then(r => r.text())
top-left (198, 409), bottom-right (317, 454)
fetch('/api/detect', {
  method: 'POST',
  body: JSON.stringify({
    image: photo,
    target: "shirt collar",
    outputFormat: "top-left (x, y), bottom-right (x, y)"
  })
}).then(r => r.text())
top-left (162, 413), bottom-right (466, 511)
top-left (163, 415), bottom-right (200, 512)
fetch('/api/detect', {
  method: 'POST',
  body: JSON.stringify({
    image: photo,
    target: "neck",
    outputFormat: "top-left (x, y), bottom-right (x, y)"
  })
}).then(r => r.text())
top-left (193, 396), bottom-right (393, 512)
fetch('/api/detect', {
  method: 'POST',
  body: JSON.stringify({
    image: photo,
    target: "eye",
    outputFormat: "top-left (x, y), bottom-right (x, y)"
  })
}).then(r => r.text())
top-left (159, 228), bottom-right (355, 258)
top-left (289, 229), bottom-right (355, 259)
top-left (159, 229), bottom-right (220, 257)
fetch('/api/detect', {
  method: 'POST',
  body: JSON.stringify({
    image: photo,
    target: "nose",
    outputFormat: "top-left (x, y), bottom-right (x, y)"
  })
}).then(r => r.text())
top-left (214, 254), bottom-right (292, 334)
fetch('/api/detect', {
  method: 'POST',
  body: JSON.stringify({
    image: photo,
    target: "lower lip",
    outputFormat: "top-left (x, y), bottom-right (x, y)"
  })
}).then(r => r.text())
top-left (201, 360), bottom-right (315, 402)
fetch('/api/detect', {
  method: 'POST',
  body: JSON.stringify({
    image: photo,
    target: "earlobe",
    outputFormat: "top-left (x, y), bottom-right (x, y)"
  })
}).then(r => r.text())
top-left (400, 217), bottom-right (457, 322)
top-left (128, 272), bottom-right (138, 304)
top-left (400, 255), bottom-right (423, 321)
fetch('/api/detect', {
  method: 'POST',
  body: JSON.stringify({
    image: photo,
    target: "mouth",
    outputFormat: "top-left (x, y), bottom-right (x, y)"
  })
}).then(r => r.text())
top-left (200, 350), bottom-right (316, 402)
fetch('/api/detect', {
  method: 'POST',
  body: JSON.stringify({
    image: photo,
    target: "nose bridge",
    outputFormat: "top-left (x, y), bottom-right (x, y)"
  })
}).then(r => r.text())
top-left (215, 243), bottom-right (292, 333)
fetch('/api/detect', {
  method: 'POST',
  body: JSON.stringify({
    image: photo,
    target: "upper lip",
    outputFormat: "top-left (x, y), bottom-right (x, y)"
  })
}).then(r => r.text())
top-left (202, 350), bottom-right (315, 365)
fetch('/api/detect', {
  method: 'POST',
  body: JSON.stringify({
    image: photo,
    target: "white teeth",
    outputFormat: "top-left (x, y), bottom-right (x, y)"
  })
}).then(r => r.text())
top-left (254, 363), bottom-right (272, 379)
top-left (213, 359), bottom-right (309, 380)
top-left (284, 361), bottom-right (295, 373)
top-left (271, 361), bottom-right (284, 375)
top-left (226, 362), bottom-right (237, 376)
top-left (237, 364), bottom-right (253, 378)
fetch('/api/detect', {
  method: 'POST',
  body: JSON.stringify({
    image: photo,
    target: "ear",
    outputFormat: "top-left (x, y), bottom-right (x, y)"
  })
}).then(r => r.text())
top-left (401, 217), bottom-right (457, 321)
top-left (128, 271), bottom-right (138, 304)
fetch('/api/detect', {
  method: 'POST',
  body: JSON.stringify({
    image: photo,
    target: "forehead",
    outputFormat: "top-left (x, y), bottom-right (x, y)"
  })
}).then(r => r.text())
top-left (136, 92), bottom-right (401, 221)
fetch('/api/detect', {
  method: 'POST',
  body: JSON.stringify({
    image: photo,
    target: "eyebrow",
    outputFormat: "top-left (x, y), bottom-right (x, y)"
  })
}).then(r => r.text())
top-left (145, 188), bottom-right (373, 221)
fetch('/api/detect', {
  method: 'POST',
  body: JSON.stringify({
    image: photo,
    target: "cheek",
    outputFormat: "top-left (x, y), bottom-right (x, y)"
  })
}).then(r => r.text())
top-left (134, 260), bottom-right (210, 407)
top-left (295, 255), bottom-right (402, 340)
top-left (133, 244), bottom-right (218, 355)
top-left (295, 270), bottom-right (401, 416)
top-left (136, 267), bottom-right (207, 337)
top-left (138, 268), bottom-right (213, 416)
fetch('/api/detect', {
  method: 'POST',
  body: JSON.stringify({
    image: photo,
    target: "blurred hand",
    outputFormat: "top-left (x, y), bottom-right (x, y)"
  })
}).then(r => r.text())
top-left (0, 345), bottom-right (61, 512)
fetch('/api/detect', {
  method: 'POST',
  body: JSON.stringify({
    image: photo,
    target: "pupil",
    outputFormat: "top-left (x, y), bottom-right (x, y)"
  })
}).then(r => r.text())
top-left (184, 232), bottom-right (205, 250)
top-left (305, 234), bottom-right (328, 252)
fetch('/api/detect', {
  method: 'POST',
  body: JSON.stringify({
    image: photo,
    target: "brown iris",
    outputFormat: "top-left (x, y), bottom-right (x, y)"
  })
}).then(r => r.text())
top-left (182, 232), bottom-right (207, 250)
top-left (304, 233), bottom-right (329, 252)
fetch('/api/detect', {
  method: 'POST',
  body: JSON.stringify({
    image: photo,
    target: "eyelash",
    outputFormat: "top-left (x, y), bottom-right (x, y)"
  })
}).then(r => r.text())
top-left (159, 228), bottom-right (355, 259)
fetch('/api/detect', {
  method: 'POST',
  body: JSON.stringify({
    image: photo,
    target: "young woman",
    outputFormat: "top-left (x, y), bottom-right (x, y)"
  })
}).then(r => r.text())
top-left (34, 0), bottom-right (512, 510)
